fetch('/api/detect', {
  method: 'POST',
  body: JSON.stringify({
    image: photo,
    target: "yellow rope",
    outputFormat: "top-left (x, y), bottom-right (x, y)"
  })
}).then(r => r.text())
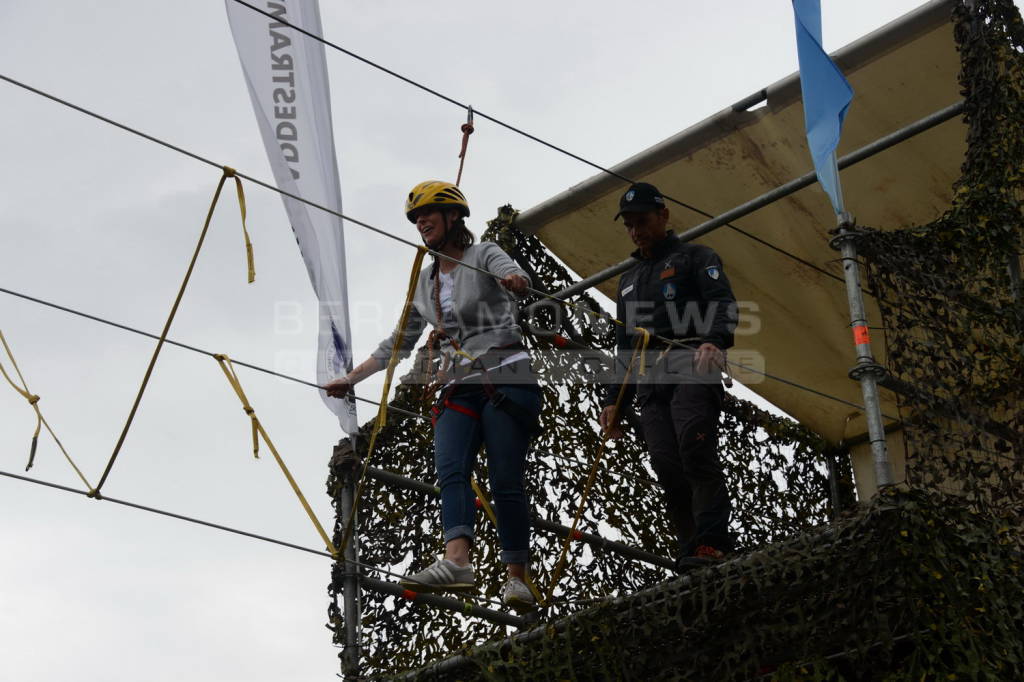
top-left (336, 246), bottom-right (429, 557)
top-left (470, 477), bottom-right (547, 607)
top-left (93, 167), bottom-right (252, 497)
top-left (214, 353), bottom-right (337, 555)
top-left (0, 328), bottom-right (94, 491)
top-left (543, 328), bottom-right (650, 604)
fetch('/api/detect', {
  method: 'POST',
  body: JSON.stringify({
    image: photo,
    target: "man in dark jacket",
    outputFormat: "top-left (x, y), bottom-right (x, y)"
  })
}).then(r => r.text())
top-left (598, 182), bottom-right (738, 570)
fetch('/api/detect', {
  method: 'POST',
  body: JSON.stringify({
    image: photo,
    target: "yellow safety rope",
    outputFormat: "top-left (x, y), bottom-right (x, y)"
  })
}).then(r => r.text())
top-left (335, 246), bottom-right (429, 557)
top-left (214, 353), bottom-right (337, 555)
top-left (543, 328), bottom-right (650, 604)
top-left (92, 167), bottom-right (253, 497)
top-left (470, 478), bottom-right (547, 607)
top-left (0, 329), bottom-right (95, 491)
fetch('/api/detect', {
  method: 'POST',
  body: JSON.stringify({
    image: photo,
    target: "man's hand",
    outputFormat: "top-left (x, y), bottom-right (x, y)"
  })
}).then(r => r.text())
top-left (500, 274), bottom-right (529, 295)
top-left (598, 405), bottom-right (625, 440)
top-left (323, 376), bottom-right (354, 399)
top-left (694, 342), bottom-right (724, 375)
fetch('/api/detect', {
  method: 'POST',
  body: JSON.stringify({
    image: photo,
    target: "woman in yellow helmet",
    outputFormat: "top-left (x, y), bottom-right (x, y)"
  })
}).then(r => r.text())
top-left (324, 181), bottom-right (541, 611)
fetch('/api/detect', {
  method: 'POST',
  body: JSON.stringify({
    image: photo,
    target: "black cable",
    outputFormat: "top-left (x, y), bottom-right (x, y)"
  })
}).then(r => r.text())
top-left (0, 467), bottom-right (511, 610)
top-left (0, 284), bottom-right (425, 422)
top-left (0, 73), bottom-right (890, 421)
top-left (228, 0), bottom-right (847, 287)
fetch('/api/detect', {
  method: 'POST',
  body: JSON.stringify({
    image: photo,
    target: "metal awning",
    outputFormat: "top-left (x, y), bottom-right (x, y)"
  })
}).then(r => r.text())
top-left (516, 0), bottom-right (964, 496)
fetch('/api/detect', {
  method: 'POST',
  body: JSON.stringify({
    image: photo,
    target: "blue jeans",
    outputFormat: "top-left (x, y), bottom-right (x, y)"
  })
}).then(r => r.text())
top-left (433, 383), bottom-right (542, 564)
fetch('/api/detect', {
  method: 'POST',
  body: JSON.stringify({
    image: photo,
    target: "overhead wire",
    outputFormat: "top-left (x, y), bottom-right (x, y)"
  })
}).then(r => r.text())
top-left (227, 0), bottom-right (848, 288)
top-left (0, 285), bottom-right (662, 489)
top-left (0, 467), bottom-right (509, 610)
top-left (0, 72), bottom-right (895, 428)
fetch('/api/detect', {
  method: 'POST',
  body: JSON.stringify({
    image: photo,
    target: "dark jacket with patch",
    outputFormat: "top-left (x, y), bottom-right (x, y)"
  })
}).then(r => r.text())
top-left (600, 231), bottom-right (738, 407)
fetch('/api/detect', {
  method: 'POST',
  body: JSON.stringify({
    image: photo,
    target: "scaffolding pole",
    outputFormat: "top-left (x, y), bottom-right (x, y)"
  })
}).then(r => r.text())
top-left (360, 575), bottom-right (527, 628)
top-left (829, 215), bottom-right (893, 488)
top-left (334, 440), bottom-right (363, 680)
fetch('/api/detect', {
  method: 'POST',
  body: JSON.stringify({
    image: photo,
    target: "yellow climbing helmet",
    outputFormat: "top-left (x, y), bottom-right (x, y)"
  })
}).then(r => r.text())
top-left (405, 180), bottom-right (470, 223)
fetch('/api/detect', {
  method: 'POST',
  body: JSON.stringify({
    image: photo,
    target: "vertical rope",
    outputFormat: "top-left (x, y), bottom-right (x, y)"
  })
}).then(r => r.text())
top-left (455, 106), bottom-right (474, 187)
top-left (336, 246), bottom-right (429, 557)
top-left (543, 329), bottom-right (650, 604)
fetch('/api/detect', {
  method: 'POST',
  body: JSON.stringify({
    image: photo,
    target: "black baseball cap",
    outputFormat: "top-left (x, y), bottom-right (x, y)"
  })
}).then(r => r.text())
top-left (614, 182), bottom-right (667, 220)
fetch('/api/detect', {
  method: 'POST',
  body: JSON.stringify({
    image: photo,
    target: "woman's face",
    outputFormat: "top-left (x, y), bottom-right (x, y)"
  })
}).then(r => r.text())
top-left (414, 208), bottom-right (455, 247)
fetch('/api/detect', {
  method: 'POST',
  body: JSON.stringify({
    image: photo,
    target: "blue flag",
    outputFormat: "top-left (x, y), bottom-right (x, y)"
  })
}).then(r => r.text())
top-left (792, 0), bottom-right (853, 215)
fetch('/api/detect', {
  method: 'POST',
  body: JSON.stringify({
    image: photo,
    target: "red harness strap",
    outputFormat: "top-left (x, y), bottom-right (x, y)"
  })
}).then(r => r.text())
top-left (443, 399), bottom-right (480, 420)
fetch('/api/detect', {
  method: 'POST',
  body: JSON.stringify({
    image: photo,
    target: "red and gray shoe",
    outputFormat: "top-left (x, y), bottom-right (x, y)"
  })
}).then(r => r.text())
top-left (674, 545), bottom-right (727, 572)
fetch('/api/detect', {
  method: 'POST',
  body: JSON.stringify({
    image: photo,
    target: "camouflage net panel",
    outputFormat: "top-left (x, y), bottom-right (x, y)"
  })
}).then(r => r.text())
top-left (400, 488), bottom-right (1024, 681)
top-left (326, 218), bottom-right (849, 671)
top-left (858, 0), bottom-right (1024, 512)
top-left (327, 2), bottom-right (1024, 677)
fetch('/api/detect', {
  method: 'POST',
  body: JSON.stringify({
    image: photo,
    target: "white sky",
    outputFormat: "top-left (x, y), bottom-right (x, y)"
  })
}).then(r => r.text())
top-left (1, 1), bottom-right (1013, 680)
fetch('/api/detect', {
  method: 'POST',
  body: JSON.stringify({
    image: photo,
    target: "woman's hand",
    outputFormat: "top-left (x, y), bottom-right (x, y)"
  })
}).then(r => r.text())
top-left (500, 274), bottom-right (529, 295)
top-left (323, 376), bottom-right (354, 399)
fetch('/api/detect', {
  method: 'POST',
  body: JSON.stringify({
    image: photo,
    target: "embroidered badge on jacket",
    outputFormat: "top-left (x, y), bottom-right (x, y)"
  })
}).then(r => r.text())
top-left (706, 266), bottom-right (721, 280)
top-left (662, 282), bottom-right (677, 300)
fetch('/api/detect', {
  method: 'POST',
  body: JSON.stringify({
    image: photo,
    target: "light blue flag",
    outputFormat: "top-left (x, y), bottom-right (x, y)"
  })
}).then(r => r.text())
top-left (792, 0), bottom-right (853, 214)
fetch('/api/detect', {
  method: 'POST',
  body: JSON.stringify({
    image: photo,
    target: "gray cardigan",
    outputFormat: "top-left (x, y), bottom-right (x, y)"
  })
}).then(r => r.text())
top-left (371, 242), bottom-right (531, 368)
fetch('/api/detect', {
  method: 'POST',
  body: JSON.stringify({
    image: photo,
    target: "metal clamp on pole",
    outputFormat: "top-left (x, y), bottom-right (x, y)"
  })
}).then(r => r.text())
top-left (828, 213), bottom-right (894, 489)
top-left (333, 438), bottom-right (363, 680)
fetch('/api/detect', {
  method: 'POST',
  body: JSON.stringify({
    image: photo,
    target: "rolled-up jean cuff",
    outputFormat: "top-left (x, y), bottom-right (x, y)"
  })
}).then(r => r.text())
top-left (500, 548), bottom-right (529, 564)
top-left (443, 525), bottom-right (475, 544)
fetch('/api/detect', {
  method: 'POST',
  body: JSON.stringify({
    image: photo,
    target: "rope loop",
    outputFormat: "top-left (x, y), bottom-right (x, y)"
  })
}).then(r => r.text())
top-left (27, 393), bottom-right (40, 405)
top-left (222, 166), bottom-right (237, 178)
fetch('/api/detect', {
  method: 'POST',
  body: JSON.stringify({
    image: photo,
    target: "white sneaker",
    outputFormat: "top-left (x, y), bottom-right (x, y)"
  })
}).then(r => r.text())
top-left (501, 576), bottom-right (536, 612)
top-left (399, 559), bottom-right (475, 593)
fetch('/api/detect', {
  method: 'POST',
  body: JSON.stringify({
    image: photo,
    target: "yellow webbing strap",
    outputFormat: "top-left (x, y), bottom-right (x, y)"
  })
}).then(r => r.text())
top-left (470, 477), bottom-right (547, 607)
top-left (0, 329), bottom-right (95, 491)
top-left (92, 167), bottom-right (251, 497)
top-left (214, 353), bottom-right (337, 555)
top-left (336, 246), bottom-right (429, 557)
top-left (543, 328), bottom-right (650, 604)
top-left (225, 168), bottom-right (256, 284)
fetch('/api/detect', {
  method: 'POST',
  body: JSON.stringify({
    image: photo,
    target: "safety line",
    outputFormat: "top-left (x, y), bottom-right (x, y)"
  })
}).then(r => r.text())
top-left (335, 247), bottom-right (428, 558)
top-left (544, 329), bottom-right (650, 604)
top-left (0, 329), bottom-right (94, 490)
top-left (0, 467), bottom-right (509, 611)
top-left (0, 286), bottom-right (418, 421)
top-left (0, 73), bottom-right (895, 423)
top-left (214, 353), bottom-right (338, 555)
top-left (0, 285), bottom-right (661, 489)
top-left (227, 0), bottom-right (846, 287)
top-left (93, 167), bottom-right (249, 496)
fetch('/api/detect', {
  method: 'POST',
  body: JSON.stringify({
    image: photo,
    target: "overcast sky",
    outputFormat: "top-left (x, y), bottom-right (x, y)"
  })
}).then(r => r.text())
top-left (0, 1), bottom-right (1011, 680)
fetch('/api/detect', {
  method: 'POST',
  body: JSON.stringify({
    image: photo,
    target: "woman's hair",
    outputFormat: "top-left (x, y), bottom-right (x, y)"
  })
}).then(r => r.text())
top-left (446, 213), bottom-right (475, 250)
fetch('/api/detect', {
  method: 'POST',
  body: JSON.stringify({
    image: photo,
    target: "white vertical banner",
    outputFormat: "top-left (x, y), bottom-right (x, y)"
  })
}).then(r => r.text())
top-left (225, 0), bottom-right (357, 432)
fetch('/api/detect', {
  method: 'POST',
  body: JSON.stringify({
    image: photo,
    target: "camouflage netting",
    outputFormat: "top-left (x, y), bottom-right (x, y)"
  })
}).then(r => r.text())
top-left (325, 206), bottom-right (853, 677)
top-left (397, 488), bottom-right (1023, 681)
top-left (328, 1), bottom-right (1023, 678)
top-left (857, 0), bottom-right (1024, 512)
